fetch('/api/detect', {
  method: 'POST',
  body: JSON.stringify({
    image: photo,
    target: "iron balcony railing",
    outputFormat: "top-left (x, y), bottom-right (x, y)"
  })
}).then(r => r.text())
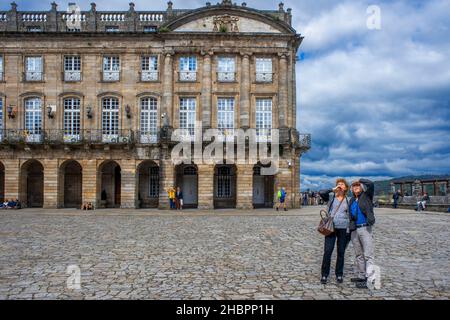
top-left (298, 133), bottom-right (311, 150)
top-left (0, 129), bottom-right (135, 145)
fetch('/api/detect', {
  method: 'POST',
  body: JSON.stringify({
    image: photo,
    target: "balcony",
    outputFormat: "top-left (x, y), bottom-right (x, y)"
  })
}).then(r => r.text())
top-left (64, 71), bottom-right (82, 82)
top-left (255, 72), bottom-right (273, 83)
top-left (0, 129), bottom-right (134, 145)
top-left (217, 72), bottom-right (236, 82)
top-left (102, 71), bottom-right (120, 82)
top-left (140, 70), bottom-right (158, 82)
top-left (24, 71), bottom-right (43, 81)
top-left (179, 71), bottom-right (197, 82)
top-left (136, 130), bottom-right (159, 144)
top-left (298, 133), bottom-right (312, 150)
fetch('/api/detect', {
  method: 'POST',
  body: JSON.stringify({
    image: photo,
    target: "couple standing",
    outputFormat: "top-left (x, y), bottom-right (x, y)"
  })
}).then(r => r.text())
top-left (319, 178), bottom-right (376, 289)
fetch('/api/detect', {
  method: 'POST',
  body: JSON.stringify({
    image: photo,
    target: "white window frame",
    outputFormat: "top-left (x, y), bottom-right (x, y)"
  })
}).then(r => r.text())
top-left (179, 56), bottom-right (197, 81)
top-left (217, 97), bottom-right (235, 141)
top-left (24, 97), bottom-right (43, 143)
top-left (101, 97), bottom-right (120, 142)
top-left (141, 56), bottom-right (158, 81)
top-left (140, 97), bottom-right (158, 143)
top-left (217, 57), bottom-right (235, 82)
top-left (102, 56), bottom-right (120, 81)
top-left (179, 97), bottom-right (196, 140)
top-left (105, 26), bottom-right (119, 32)
top-left (25, 56), bottom-right (43, 81)
top-left (64, 55), bottom-right (81, 82)
top-left (255, 58), bottom-right (273, 83)
top-left (255, 98), bottom-right (272, 142)
top-left (63, 97), bottom-right (81, 142)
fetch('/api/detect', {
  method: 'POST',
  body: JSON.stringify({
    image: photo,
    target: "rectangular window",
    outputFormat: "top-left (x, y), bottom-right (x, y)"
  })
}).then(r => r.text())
top-left (179, 56), bottom-right (197, 81)
top-left (105, 26), bottom-right (119, 32)
top-left (140, 97), bottom-right (158, 143)
top-left (217, 57), bottom-right (235, 82)
top-left (24, 98), bottom-right (42, 143)
top-left (0, 56), bottom-right (3, 81)
top-left (217, 98), bottom-right (234, 140)
top-left (63, 98), bottom-right (81, 142)
top-left (25, 56), bottom-right (43, 81)
top-left (0, 98), bottom-right (3, 141)
top-left (179, 98), bottom-right (196, 139)
top-left (27, 26), bottom-right (42, 32)
top-left (102, 97), bottom-right (120, 142)
top-left (149, 167), bottom-right (159, 197)
top-left (256, 58), bottom-right (273, 82)
top-left (255, 98), bottom-right (272, 141)
top-left (64, 55), bottom-right (81, 81)
top-left (141, 56), bottom-right (158, 81)
top-left (423, 184), bottom-right (434, 196)
top-left (438, 183), bottom-right (447, 196)
top-left (144, 26), bottom-right (157, 33)
top-left (102, 56), bottom-right (120, 81)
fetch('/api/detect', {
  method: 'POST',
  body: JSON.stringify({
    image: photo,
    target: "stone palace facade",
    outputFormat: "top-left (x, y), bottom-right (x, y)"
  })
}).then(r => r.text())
top-left (0, 1), bottom-right (310, 209)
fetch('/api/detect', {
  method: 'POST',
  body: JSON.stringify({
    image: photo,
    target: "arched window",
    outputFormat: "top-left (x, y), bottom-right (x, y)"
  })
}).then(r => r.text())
top-left (63, 97), bottom-right (81, 142)
top-left (24, 97), bottom-right (42, 142)
top-left (102, 97), bottom-right (119, 142)
top-left (140, 97), bottom-right (158, 143)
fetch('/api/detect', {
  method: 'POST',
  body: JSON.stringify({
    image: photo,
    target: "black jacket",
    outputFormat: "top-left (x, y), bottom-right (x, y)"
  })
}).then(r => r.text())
top-left (348, 178), bottom-right (375, 230)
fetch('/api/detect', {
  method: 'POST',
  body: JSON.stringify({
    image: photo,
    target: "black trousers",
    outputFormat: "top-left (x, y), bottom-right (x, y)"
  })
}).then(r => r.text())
top-left (321, 228), bottom-right (350, 277)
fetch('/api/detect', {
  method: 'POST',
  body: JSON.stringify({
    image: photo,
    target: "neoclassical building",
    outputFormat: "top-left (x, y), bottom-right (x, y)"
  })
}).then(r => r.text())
top-left (0, 1), bottom-right (310, 209)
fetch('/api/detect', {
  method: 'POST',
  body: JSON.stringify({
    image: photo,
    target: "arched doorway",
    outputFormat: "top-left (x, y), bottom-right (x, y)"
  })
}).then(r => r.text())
top-left (20, 159), bottom-right (44, 208)
top-left (252, 163), bottom-right (275, 208)
top-left (98, 160), bottom-right (121, 208)
top-left (60, 160), bottom-right (82, 208)
top-left (214, 164), bottom-right (237, 208)
top-left (0, 161), bottom-right (4, 203)
top-left (175, 164), bottom-right (198, 209)
top-left (137, 160), bottom-right (159, 208)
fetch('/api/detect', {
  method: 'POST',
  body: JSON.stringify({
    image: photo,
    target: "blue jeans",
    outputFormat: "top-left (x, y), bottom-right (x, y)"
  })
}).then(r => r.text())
top-left (169, 199), bottom-right (175, 209)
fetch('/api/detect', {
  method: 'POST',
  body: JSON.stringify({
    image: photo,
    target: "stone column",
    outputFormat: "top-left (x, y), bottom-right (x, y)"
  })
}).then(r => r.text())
top-left (3, 159), bottom-right (19, 200)
top-left (239, 53), bottom-right (251, 129)
top-left (81, 159), bottom-right (97, 208)
top-left (198, 164), bottom-right (214, 209)
top-left (201, 52), bottom-right (213, 130)
top-left (43, 159), bottom-right (58, 208)
top-left (120, 159), bottom-right (136, 208)
top-left (275, 161), bottom-right (293, 208)
top-left (236, 164), bottom-right (253, 209)
top-left (278, 53), bottom-right (289, 128)
top-left (162, 52), bottom-right (174, 127)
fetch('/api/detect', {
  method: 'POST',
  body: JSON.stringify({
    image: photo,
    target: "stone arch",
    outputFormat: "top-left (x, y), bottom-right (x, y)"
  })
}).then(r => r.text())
top-left (19, 159), bottom-right (44, 208)
top-left (58, 159), bottom-right (82, 208)
top-left (175, 163), bottom-right (198, 208)
top-left (97, 160), bottom-right (121, 208)
top-left (136, 160), bottom-right (159, 208)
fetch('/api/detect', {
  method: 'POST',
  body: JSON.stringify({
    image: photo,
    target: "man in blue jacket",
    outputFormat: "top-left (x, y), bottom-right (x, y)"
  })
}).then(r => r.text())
top-left (349, 178), bottom-right (376, 289)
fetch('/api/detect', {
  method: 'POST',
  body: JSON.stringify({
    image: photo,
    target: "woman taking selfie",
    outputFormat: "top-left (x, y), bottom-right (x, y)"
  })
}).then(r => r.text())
top-left (318, 178), bottom-right (351, 284)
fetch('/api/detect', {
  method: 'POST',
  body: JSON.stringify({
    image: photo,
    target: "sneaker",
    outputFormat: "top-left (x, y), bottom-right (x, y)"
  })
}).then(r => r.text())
top-left (336, 276), bottom-right (343, 283)
top-left (350, 277), bottom-right (366, 283)
top-left (356, 281), bottom-right (368, 289)
top-left (320, 276), bottom-right (327, 284)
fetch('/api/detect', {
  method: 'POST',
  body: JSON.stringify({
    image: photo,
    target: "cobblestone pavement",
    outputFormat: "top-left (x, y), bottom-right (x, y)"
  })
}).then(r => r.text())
top-left (0, 207), bottom-right (449, 300)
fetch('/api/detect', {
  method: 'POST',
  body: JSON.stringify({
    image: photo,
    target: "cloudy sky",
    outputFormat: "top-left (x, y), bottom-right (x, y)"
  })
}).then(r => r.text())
top-left (3, 0), bottom-right (450, 190)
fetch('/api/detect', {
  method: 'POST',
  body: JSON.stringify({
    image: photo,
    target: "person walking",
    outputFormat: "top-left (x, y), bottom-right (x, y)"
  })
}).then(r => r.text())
top-left (349, 179), bottom-right (376, 289)
top-left (276, 187), bottom-right (287, 211)
top-left (175, 186), bottom-right (183, 210)
top-left (318, 178), bottom-right (351, 284)
top-left (393, 190), bottom-right (402, 209)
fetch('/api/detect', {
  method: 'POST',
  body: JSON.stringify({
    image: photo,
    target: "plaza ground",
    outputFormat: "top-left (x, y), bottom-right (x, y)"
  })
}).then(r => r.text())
top-left (0, 207), bottom-right (449, 300)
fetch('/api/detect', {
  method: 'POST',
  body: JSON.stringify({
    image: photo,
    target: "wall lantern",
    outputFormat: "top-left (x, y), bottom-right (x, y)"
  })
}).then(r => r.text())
top-left (47, 105), bottom-right (56, 119)
top-left (125, 104), bottom-right (131, 119)
top-left (7, 105), bottom-right (17, 119)
top-left (86, 105), bottom-right (93, 119)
